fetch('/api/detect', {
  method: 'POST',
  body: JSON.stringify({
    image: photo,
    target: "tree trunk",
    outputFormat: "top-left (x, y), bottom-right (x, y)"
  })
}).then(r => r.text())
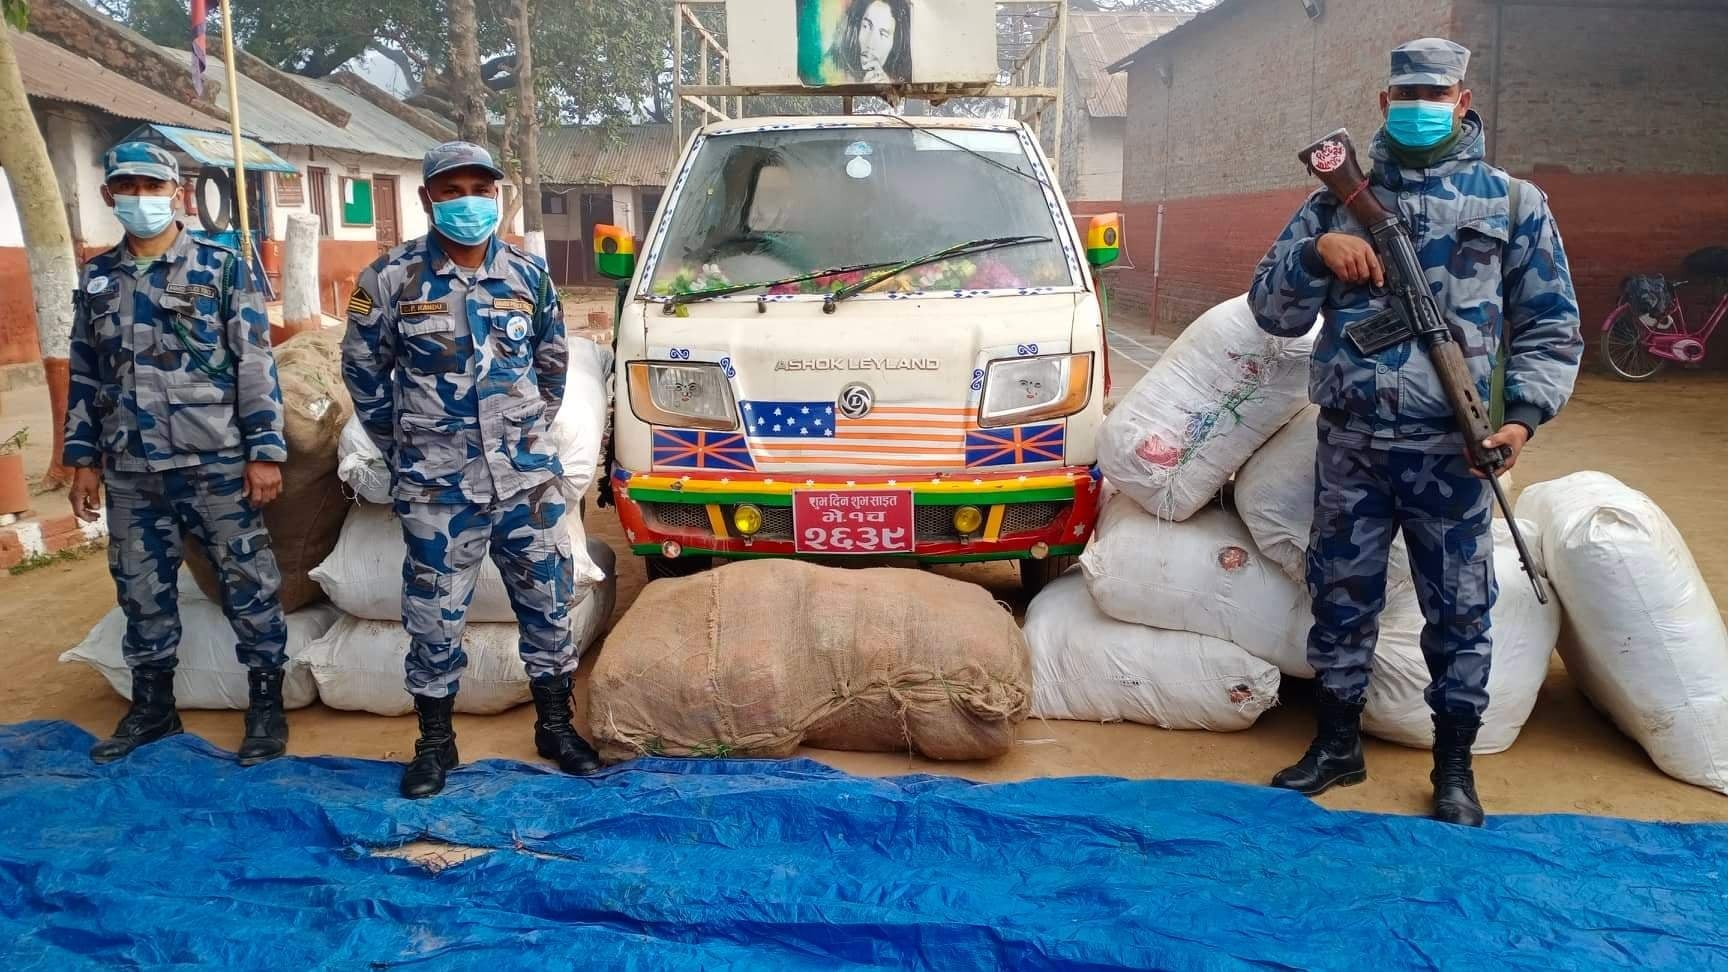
top-left (512, 0), bottom-right (544, 257)
top-left (449, 0), bottom-right (488, 147)
top-left (0, 27), bottom-right (78, 489)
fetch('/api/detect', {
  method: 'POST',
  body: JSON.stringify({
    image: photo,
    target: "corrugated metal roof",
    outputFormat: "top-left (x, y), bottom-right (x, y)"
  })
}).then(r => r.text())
top-left (1069, 12), bottom-right (1183, 118)
top-left (305, 79), bottom-right (441, 158)
top-left (13, 29), bottom-right (220, 129)
top-left (540, 125), bottom-right (677, 187)
top-left (155, 45), bottom-right (423, 160)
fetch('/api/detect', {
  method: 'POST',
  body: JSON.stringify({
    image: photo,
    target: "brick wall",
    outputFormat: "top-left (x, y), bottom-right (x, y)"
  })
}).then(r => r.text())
top-left (1120, 0), bottom-right (1450, 332)
top-left (1119, 0), bottom-right (1728, 346)
top-left (0, 249), bottom-right (39, 367)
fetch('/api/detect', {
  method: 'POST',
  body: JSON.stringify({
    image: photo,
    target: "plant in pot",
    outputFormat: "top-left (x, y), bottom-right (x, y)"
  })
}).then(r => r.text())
top-left (0, 428), bottom-right (30, 521)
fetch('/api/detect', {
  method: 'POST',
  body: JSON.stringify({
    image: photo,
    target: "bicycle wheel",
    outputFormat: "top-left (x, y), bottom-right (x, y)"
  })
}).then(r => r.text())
top-left (1601, 306), bottom-right (1665, 382)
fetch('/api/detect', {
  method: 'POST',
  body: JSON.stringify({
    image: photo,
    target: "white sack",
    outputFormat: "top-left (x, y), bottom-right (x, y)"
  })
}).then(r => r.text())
top-left (308, 503), bottom-right (603, 623)
top-left (1081, 495), bottom-right (1312, 677)
top-left (1234, 405), bottom-right (1413, 588)
top-left (335, 339), bottom-right (612, 505)
top-left (1362, 519), bottom-right (1561, 753)
top-left (1097, 294), bottom-right (1316, 521)
top-left (61, 589), bottom-right (338, 710)
top-left (300, 589), bottom-right (611, 717)
top-left (336, 414), bottom-right (392, 505)
top-left (1517, 472), bottom-right (1728, 794)
top-left (1023, 573), bottom-right (1279, 731)
top-left (551, 339), bottom-right (613, 499)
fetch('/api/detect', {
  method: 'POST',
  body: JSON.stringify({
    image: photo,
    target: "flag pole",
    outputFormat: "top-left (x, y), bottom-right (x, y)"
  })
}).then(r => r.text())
top-left (216, 0), bottom-right (251, 272)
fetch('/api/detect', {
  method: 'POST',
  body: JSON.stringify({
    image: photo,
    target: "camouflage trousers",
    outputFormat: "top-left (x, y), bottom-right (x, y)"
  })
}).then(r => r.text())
top-left (1305, 435), bottom-right (1497, 718)
top-left (103, 462), bottom-right (287, 672)
top-left (395, 479), bottom-right (576, 699)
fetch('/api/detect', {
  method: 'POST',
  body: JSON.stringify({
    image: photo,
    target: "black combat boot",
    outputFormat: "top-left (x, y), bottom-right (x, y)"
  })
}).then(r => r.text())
top-left (1431, 712), bottom-right (1486, 827)
top-left (530, 674), bottom-right (603, 776)
top-left (237, 668), bottom-right (289, 766)
top-left (1271, 688), bottom-right (1367, 795)
top-left (90, 668), bottom-right (184, 763)
top-left (400, 695), bottom-right (459, 799)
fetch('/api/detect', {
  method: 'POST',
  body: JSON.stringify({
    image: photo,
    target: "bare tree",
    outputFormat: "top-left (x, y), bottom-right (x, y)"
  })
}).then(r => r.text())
top-left (0, 3), bottom-right (78, 488)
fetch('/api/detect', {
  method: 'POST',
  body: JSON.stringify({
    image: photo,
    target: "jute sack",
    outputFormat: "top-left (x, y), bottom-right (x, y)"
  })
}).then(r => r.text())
top-left (185, 330), bottom-right (351, 612)
top-left (589, 560), bottom-right (1031, 761)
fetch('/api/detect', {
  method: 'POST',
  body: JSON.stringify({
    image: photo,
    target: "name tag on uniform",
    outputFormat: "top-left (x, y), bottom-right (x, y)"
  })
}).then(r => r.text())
top-left (167, 284), bottom-right (220, 300)
top-left (493, 297), bottom-right (535, 314)
top-left (399, 300), bottom-right (448, 317)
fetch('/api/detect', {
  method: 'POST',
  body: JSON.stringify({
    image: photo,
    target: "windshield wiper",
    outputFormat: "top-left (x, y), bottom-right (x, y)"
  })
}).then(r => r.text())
top-left (822, 235), bottom-right (1053, 312)
top-left (661, 260), bottom-right (902, 314)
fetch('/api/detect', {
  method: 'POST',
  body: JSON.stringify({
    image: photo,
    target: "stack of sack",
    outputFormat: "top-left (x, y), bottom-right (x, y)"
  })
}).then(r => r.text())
top-left (64, 331), bottom-right (621, 715)
top-left (1517, 472), bottom-right (1728, 794)
top-left (1025, 295), bottom-right (1314, 731)
top-left (303, 507), bottom-right (610, 715)
top-left (1033, 294), bottom-right (1562, 754)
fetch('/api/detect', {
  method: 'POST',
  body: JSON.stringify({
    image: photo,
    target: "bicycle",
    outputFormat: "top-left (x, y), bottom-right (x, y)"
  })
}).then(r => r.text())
top-left (1601, 250), bottom-right (1728, 381)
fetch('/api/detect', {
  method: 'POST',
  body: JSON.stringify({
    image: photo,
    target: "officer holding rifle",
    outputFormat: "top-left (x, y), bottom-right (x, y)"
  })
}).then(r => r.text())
top-left (1248, 38), bottom-right (1583, 826)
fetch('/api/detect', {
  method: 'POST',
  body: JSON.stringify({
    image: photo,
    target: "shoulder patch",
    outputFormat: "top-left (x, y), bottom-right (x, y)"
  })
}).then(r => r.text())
top-left (399, 300), bottom-right (448, 317)
top-left (168, 283), bottom-right (220, 300)
top-left (492, 297), bottom-right (535, 314)
top-left (347, 289), bottom-right (375, 317)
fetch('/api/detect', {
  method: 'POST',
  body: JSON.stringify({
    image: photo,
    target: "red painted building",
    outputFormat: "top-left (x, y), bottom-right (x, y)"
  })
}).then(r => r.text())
top-left (1108, 0), bottom-right (1728, 362)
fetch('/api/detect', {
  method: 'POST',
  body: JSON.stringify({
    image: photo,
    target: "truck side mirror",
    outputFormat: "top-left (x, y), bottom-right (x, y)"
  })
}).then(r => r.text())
top-left (1085, 214), bottom-right (1122, 268)
top-left (594, 224), bottom-right (636, 279)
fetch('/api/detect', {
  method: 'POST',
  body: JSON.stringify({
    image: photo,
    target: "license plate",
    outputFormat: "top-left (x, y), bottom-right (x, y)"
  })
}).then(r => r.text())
top-left (791, 490), bottom-right (914, 555)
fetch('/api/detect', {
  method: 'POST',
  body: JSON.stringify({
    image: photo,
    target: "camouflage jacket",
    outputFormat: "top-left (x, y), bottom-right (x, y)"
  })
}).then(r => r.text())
top-left (341, 234), bottom-right (566, 504)
top-left (63, 226), bottom-right (285, 472)
top-left (1249, 112), bottom-right (1582, 450)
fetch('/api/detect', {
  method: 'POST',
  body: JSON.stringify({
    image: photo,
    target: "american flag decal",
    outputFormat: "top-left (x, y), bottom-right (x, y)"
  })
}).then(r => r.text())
top-left (965, 424), bottom-right (1066, 467)
top-left (740, 400), bottom-right (970, 471)
top-left (652, 429), bottom-right (756, 471)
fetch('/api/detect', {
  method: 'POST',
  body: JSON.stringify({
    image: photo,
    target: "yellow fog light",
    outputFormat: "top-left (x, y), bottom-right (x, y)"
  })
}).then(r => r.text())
top-left (952, 505), bottom-right (984, 536)
top-left (733, 504), bottom-right (764, 537)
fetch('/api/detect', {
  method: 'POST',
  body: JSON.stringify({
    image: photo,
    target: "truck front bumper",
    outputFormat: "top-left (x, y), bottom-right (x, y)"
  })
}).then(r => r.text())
top-left (612, 466), bottom-right (1101, 563)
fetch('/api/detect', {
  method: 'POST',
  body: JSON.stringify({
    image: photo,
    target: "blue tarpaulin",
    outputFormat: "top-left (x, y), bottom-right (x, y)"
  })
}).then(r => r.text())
top-left (0, 720), bottom-right (1724, 969)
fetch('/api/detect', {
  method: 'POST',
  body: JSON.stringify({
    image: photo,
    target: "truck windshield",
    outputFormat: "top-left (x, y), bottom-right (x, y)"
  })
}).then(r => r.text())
top-left (646, 126), bottom-right (1076, 298)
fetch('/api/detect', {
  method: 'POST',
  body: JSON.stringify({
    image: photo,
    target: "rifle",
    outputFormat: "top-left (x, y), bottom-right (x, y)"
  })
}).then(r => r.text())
top-left (1296, 128), bottom-right (1549, 605)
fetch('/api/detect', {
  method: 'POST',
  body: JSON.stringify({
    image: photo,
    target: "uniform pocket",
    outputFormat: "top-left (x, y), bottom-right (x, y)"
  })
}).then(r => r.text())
top-left (397, 412), bottom-right (469, 485)
top-left (502, 397), bottom-right (559, 474)
top-left (165, 383), bottom-right (242, 453)
top-left (399, 315), bottom-right (464, 375)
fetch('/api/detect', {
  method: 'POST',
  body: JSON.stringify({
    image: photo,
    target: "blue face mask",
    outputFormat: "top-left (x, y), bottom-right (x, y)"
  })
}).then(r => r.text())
top-left (1385, 99), bottom-right (1459, 149)
top-left (431, 195), bottom-right (500, 246)
top-left (112, 194), bottom-right (175, 238)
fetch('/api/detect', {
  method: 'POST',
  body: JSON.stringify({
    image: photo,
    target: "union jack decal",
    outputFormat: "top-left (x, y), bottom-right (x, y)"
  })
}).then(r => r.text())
top-left (964, 424), bottom-right (1066, 467)
top-left (652, 428), bottom-right (756, 471)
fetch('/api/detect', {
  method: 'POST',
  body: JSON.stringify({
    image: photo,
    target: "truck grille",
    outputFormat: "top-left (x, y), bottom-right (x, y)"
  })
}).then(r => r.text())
top-left (643, 501), bottom-right (1070, 543)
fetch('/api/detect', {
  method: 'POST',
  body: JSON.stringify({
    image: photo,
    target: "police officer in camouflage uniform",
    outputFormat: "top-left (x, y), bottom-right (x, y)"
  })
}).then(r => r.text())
top-left (1250, 40), bottom-right (1582, 826)
top-left (64, 142), bottom-right (291, 766)
top-left (342, 142), bottom-right (600, 798)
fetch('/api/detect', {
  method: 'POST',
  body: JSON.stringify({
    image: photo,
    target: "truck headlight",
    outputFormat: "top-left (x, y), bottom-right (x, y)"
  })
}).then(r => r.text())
top-left (977, 353), bottom-right (1093, 429)
top-left (626, 360), bottom-right (738, 430)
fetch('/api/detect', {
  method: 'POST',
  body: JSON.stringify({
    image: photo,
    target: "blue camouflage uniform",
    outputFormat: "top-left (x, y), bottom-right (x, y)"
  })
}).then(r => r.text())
top-left (63, 142), bottom-right (289, 674)
top-left (1249, 40), bottom-right (1582, 718)
top-left (340, 142), bottom-right (575, 700)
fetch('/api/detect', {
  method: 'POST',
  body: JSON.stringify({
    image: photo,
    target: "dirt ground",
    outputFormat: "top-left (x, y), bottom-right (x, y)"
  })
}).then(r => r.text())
top-left (2, 369), bottom-right (1724, 824)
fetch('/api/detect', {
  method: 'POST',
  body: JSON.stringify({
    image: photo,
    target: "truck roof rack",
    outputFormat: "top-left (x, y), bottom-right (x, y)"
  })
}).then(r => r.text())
top-left (672, 0), bottom-right (1068, 169)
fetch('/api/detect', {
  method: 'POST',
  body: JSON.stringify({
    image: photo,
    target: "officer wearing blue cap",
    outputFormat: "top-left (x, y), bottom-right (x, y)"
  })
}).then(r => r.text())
top-left (1250, 40), bottom-right (1583, 826)
top-left (341, 140), bottom-right (598, 798)
top-left (65, 140), bottom-right (290, 766)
